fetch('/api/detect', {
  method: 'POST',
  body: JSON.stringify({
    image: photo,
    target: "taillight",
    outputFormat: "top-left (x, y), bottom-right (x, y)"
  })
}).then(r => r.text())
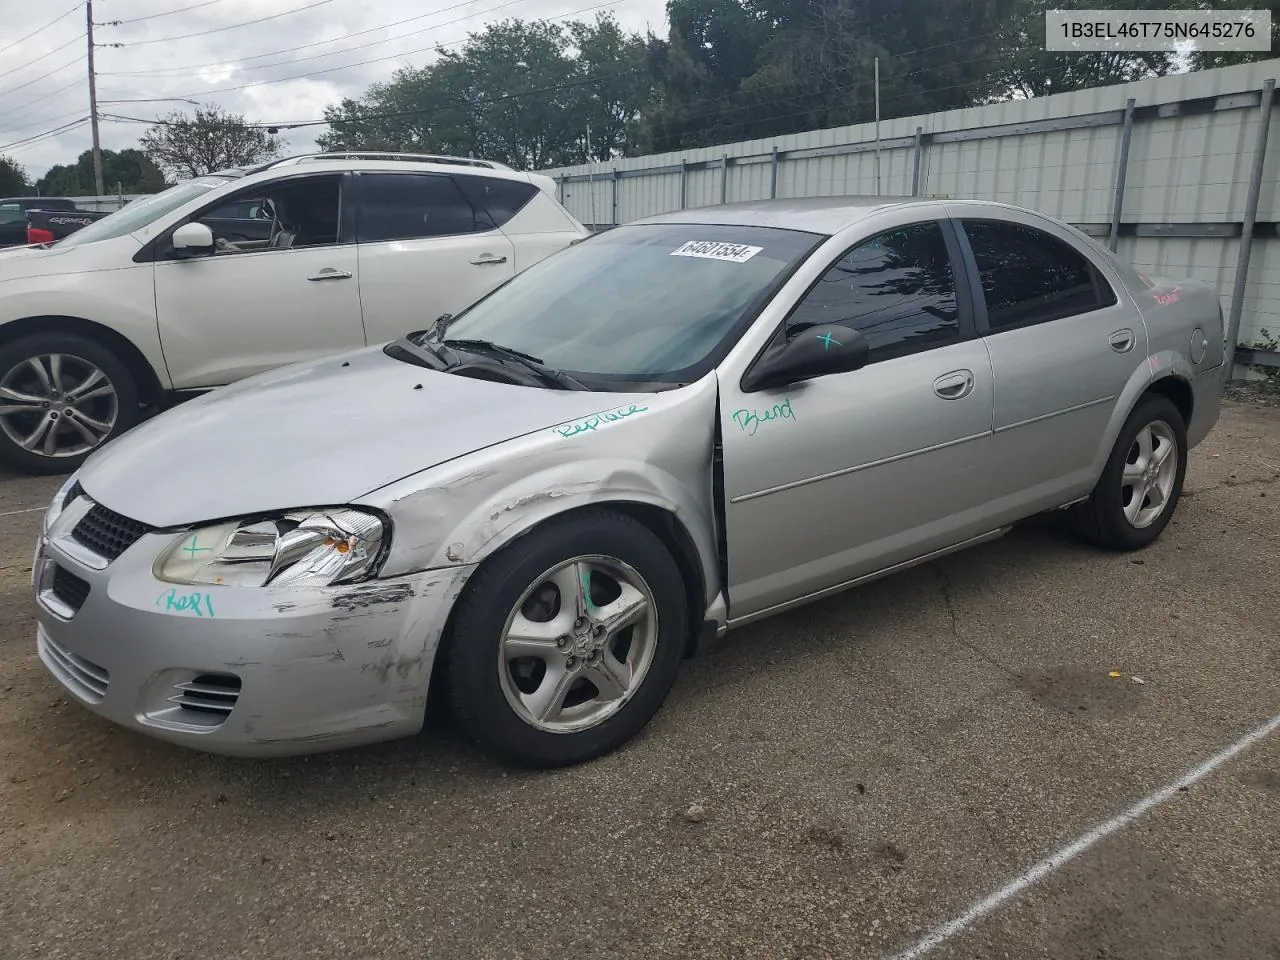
top-left (27, 226), bottom-right (55, 245)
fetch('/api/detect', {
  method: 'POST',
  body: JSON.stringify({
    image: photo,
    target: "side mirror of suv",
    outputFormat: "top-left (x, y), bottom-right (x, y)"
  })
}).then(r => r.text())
top-left (172, 222), bottom-right (215, 259)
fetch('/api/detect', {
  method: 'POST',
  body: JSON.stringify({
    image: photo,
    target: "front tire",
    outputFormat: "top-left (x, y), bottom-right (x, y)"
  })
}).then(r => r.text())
top-left (441, 509), bottom-right (689, 767)
top-left (0, 333), bottom-right (140, 474)
top-left (1071, 393), bottom-right (1187, 551)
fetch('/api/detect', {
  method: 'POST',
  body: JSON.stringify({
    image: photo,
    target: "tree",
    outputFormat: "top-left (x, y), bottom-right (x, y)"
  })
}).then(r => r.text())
top-left (637, 0), bottom-right (1015, 152)
top-left (140, 105), bottom-right (282, 179)
top-left (983, 0), bottom-right (1184, 101)
top-left (35, 149), bottom-right (168, 197)
top-left (320, 15), bottom-right (649, 167)
top-left (0, 154), bottom-right (26, 195)
top-left (1187, 0), bottom-right (1279, 70)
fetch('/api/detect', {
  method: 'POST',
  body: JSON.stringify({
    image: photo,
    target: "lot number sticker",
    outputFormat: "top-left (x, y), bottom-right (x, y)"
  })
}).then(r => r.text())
top-left (670, 240), bottom-right (763, 263)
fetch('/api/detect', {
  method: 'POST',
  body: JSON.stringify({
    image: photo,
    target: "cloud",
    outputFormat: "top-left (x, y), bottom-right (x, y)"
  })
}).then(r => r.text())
top-left (0, 0), bottom-right (667, 182)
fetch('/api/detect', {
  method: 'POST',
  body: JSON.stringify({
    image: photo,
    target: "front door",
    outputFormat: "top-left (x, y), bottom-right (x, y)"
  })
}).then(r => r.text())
top-left (154, 173), bottom-right (365, 388)
top-left (719, 219), bottom-right (997, 620)
top-left (352, 172), bottom-right (516, 344)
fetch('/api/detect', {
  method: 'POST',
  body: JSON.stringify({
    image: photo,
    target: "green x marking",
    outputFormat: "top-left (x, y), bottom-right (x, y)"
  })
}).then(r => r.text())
top-left (183, 536), bottom-right (214, 560)
top-left (817, 331), bottom-right (842, 351)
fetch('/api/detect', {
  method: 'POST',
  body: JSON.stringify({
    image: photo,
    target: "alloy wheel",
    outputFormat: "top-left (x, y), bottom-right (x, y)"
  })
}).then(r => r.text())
top-left (0, 354), bottom-right (119, 459)
top-left (498, 555), bottom-right (659, 734)
top-left (1121, 419), bottom-right (1178, 529)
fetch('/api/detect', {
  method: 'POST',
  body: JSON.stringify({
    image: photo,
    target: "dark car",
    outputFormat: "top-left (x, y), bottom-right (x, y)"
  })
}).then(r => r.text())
top-left (0, 197), bottom-right (82, 247)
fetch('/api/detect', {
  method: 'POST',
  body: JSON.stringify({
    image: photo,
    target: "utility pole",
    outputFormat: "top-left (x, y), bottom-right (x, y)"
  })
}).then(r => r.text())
top-left (873, 57), bottom-right (881, 196)
top-left (86, 0), bottom-right (104, 196)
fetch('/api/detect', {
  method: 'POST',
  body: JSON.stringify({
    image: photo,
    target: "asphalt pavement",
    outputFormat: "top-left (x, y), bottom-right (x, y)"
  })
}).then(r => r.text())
top-left (1, 399), bottom-right (1277, 960)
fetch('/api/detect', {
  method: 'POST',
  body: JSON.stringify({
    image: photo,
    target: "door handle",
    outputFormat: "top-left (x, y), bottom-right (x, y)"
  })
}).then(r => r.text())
top-left (470, 254), bottom-right (508, 265)
top-left (307, 268), bottom-right (352, 281)
top-left (933, 370), bottom-right (975, 400)
top-left (1108, 328), bottom-right (1136, 353)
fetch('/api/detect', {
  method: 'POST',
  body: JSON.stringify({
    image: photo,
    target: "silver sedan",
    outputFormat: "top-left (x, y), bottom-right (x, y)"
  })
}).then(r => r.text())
top-left (32, 197), bottom-right (1227, 766)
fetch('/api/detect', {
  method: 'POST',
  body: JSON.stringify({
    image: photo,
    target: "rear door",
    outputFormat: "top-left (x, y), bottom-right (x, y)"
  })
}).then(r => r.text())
top-left (952, 211), bottom-right (1147, 517)
top-left (353, 172), bottom-right (515, 344)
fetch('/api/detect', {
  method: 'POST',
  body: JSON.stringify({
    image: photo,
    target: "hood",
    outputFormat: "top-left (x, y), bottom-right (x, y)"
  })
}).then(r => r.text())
top-left (0, 235), bottom-right (132, 279)
top-left (78, 345), bottom-right (650, 527)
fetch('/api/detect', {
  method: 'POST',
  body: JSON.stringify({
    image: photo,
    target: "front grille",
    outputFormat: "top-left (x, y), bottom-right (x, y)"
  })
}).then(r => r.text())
top-left (71, 503), bottom-right (153, 562)
top-left (38, 629), bottom-right (109, 703)
top-left (169, 674), bottom-right (241, 722)
top-left (50, 564), bottom-right (90, 613)
top-left (62, 480), bottom-right (83, 510)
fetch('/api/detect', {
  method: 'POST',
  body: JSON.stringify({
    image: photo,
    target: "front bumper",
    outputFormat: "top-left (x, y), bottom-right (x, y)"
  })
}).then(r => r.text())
top-left (32, 501), bottom-right (474, 758)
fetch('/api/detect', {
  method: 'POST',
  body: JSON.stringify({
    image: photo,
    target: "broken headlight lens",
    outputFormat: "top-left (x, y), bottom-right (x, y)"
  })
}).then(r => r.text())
top-left (155, 509), bottom-right (386, 588)
top-left (44, 471), bottom-right (81, 531)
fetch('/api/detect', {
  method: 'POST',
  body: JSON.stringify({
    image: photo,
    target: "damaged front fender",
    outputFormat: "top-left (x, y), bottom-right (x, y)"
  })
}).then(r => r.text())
top-left (361, 374), bottom-right (723, 617)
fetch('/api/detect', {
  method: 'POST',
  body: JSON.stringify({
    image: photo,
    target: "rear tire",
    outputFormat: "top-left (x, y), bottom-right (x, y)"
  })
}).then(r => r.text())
top-left (0, 333), bottom-right (140, 475)
top-left (1071, 393), bottom-right (1187, 551)
top-left (441, 509), bottom-right (689, 767)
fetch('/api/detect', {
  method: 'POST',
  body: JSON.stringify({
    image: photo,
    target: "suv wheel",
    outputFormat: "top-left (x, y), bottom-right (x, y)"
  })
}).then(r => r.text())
top-left (0, 333), bottom-right (140, 474)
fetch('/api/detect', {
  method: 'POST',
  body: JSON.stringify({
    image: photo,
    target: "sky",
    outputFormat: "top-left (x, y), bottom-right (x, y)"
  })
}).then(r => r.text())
top-left (0, 0), bottom-right (668, 183)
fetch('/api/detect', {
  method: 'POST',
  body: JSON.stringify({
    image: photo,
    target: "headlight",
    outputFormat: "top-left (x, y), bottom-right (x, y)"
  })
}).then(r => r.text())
top-left (156, 508), bottom-right (386, 588)
top-left (44, 472), bottom-right (81, 531)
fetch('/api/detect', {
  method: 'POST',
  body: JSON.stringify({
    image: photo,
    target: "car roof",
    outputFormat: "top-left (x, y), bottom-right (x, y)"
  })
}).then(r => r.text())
top-left (631, 196), bottom-right (942, 235)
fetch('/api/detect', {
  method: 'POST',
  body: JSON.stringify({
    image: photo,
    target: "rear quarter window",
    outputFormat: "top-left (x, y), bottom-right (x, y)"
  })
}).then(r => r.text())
top-left (454, 175), bottom-right (538, 231)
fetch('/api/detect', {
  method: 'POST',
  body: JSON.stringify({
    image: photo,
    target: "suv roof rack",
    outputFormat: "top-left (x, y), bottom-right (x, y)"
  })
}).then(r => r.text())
top-left (258, 152), bottom-right (513, 171)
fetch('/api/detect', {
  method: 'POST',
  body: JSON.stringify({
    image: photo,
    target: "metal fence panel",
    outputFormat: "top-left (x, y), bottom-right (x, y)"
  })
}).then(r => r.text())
top-left (540, 59), bottom-right (1280, 364)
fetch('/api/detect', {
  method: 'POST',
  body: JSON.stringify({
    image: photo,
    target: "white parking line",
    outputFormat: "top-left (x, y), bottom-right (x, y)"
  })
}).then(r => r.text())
top-left (0, 506), bottom-right (45, 518)
top-left (886, 712), bottom-right (1280, 960)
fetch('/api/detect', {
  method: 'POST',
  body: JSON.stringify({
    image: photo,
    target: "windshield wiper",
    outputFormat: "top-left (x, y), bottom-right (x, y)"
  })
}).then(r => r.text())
top-left (386, 336), bottom-right (450, 371)
top-left (442, 339), bottom-right (589, 391)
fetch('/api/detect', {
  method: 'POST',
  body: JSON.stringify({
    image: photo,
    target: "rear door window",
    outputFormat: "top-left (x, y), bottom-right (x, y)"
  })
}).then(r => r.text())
top-left (961, 219), bottom-right (1117, 331)
top-left (357, 173), bottom-right (479, 242)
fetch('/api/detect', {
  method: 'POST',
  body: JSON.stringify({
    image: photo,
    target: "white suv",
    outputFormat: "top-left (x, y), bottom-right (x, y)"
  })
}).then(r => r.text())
top-left (0, 153), bottom-right (589, 473)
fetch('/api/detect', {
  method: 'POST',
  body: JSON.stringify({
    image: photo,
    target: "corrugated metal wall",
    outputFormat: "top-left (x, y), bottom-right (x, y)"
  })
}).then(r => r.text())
top-left (541, 60), bottom-right (1280, 357)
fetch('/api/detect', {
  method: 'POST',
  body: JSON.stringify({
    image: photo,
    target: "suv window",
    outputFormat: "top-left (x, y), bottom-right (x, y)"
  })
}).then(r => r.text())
top-left (0, 204), bottom-right (22, 224)
top-left (454, 175), bottom-right (537, 230)
top-left (357, 173), bottom-right (479, 242)
top-left (185, 175), bottom-right (342, 254)
top-left (204, 199), bottom-right (271, 220)
top-left (785, 221), bottom-right (961, 364)
top-left (961, 219), bottom-right (1116, 330)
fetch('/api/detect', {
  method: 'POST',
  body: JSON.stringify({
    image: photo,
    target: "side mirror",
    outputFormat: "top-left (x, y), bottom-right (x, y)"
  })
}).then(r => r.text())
top-left (741, 324), bottom-right (870, 392)
top-left (172, 221), bottom-right (215, 258)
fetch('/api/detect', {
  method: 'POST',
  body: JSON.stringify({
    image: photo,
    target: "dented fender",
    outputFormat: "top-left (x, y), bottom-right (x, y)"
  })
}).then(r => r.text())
top-left (360, 374), bottom-right (723, 615)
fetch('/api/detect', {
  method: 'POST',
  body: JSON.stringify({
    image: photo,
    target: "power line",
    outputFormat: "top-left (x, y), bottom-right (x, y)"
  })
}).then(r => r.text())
top-left (0, 106), bottom-right (88, 137)
top-left (170, 0), bottom-right (620, 100)
top-left (110, 0), bottom-right (232, 25)
top-left (0, 2), bottom-right (81, 58)
top-left (0, 54), bottom-right (81, 99)
top-left (0, 116), bottom-right (89, 152)
top-left (102, 0), bottom-right (536, 79)
top-left (101, 0), bottom-right (515, 76)
top-left (0, 78), bottom-right (83, 123)
top-left (106, 0), bottom-right (338, 46)
top-left (0, 32), bottom-right (85, 82)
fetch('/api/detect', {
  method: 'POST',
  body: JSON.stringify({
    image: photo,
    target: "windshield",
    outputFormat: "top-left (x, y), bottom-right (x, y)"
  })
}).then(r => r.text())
top-left (54, 177), bottom-right (234, 248)
top-left (424, 223), bottom-right (822, 384)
